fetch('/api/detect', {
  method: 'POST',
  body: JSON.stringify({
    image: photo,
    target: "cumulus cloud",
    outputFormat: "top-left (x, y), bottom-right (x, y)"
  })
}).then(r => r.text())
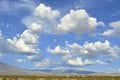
top-left (68, 57), bottom-right (83, 66)
top-left (23, 4), bottom-right (104, 36)
top-left (47, 40), bottom-right (119, 66)
top-left (84, 59), bottom-right (106, 65)
top-left (34, 3), bottom-right (60, 20)
top-left (7, 38), bottom-right (39, 54)
top-left (0, 3), bottom-right (60, 56)
top-left (0, 3), bottom-right (50, 55)
top-left (66, 40), bottom-right (119, 58)
top-left (53, 9), bottom-right (98, 34)
top-left (102, 20), bottom-right (120, 37)
top-left (67, 57), bottom-right (106, 66)
top-left (28, 23), bottom-right (43, 34)
top-left (48, 40), bottom-right (119, 58)
top-left (7, 25), bottom-right (41, 54)
top-left (23, 3), bottom-right (60, 34)
top-left (47, 45), bottom-right (70, 54)
top-left (66, 42), bottom-right (82, 54)
top-left (21, 30), bottom-right (39, 45)
top-left (0, 22), bottom-right (42, 55)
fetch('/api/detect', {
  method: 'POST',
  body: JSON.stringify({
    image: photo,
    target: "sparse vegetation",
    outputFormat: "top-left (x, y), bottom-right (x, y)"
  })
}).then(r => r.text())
top-left (0, 75), bottom-right (119, 80)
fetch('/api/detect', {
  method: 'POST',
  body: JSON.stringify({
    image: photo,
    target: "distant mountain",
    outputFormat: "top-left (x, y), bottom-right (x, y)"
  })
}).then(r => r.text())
top-left (34, 68), bottom-right (95, 74)
top-left (0, 62), bottom-right (94, 75)
top-left (0, 62), bottom-right (29, 75)
top-left (0, 62), bottom-right (46, 75)
top-left (0, 62), bottom-right (119, 76)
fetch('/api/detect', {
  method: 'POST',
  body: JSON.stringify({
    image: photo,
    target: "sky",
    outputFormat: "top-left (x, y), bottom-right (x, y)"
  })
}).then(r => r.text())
top-left (0, 0), bottom-right (120, 73)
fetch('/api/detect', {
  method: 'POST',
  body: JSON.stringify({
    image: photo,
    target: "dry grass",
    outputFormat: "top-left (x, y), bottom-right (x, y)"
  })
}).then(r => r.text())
top-left (0, 75), bottom-right (119, 80)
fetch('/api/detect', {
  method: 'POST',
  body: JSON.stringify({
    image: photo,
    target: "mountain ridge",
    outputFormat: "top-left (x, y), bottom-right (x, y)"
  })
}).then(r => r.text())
top-left (0, 61), bottom-right (119, 76)
top-left (34, 68), bottom-right (95, 74)
top-left (0, 62), bottom-right (95, 75)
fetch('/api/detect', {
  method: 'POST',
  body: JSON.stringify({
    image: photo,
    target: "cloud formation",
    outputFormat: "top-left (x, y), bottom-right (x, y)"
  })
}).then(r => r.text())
top-left (34, 3), bottom-right (60, 20)
top-left (0, 3), bottom-right (61, 57)
top-left (47, 40), bottom-right (119, 66)
top-left (48, 40), bottom-right (119, 58)
top-left (23, 7), bottom-right (104, 35)
top-left (7, 23), bottom-right (42, 54)
top-left (0, 22), bottom-right (42, 55)
top-left (47, 45), bottom-right (70, 54)
top-left (67, 57), bottom-right (106, 66)
top-left (68, 57), bottom-right (83, 66)
top-left (53, 9), bottom-right (98, 34)
top-left (84, 59), bottom-right (106, 65)
top-left (103, 20), bottom-right (120, 37)
top-left (23, 3), bottom-right (60, 34)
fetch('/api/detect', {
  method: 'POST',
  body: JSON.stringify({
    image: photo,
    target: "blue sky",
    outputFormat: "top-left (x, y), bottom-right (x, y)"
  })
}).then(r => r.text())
top-left (0, 0), bottom-right (120, 73)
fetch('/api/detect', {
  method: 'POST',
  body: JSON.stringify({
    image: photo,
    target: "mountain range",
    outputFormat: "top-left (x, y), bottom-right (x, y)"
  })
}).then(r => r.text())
top-left (34, 68), bottom-right (94, 74)
top-left (0, 62), bottom-right (95, 75)
top-left (0, 62), bottom-right (119, 76)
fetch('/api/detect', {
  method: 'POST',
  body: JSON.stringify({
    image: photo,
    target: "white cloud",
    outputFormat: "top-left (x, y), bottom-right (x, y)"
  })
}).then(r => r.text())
top-left (28, 23), bottom-right (42, 34)
top-left (7, 38), bottom-right (39, 54)
top-left (23, 4), bottom-right (104, 36)
top-left (66, 40), bottom-right (119, 58)
top-left (68, 57), bottom-right (84, 66)
top-left (21, 30), bottom-right (39, 45)
top-left (0, 23), bottom-right (42, 55)
top-left (34, 3), bottom-right (60, 20)
top-left (0, 3), bottom-right (60, 55)
top-left (47, 45), bottom-right (70, 54)
top-left (0, 3), bottom-right (48, 55)
top-left (14, 23), bottom-right (42, 53)
top-left (84, 60), bottom-right (106, 65)
top-left (67, 57), bottom-right (106, 66)
top-left (48, 40), bottom-right (119, 58)
top-left (23, 3), bottom-right (60, 34)
top-left (16, 59), bottom-right (26, 63)
top-left (49, 40), bottom-right (119, 66)
top-left (102, 20), bottom-right (120, 37)
top-left (35, 59), bottom-right (50, 67)
top-left (53, 9), bottom-right (98, 34)
top-left (66, 42), bottom-right (82, 54)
